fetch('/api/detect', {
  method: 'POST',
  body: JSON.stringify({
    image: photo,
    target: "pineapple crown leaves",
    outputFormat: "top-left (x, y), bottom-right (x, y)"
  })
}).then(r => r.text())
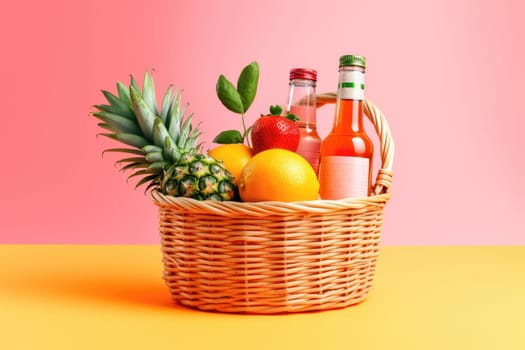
top-left (92, 71), bottom-right (202, 190)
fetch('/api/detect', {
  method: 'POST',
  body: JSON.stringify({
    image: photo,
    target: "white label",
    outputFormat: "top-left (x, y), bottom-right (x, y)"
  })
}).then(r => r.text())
top-left (337, 70), bottom-right (365, 100)
top-left (319, 156), bottom-right (370, 199)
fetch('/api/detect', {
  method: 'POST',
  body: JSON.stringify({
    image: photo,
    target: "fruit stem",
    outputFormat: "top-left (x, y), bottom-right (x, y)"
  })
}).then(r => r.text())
top-left (241, 113), bottom-right (251, 147)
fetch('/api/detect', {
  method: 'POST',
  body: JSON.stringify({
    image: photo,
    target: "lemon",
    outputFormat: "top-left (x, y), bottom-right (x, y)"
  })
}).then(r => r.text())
top-left (238, 149), bottom-right (319, 202)
top-left (208, 144), bottom-right (254, 184)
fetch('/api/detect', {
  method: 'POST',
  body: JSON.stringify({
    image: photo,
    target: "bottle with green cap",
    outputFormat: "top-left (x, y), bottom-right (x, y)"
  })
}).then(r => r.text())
top-left (319, 54), bottom-right (374, 199)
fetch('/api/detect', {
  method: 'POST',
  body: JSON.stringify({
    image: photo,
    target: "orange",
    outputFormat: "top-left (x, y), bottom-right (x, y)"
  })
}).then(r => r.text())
top-left (238, 149), bottom-right (319, 202)
top-left (208, 144), bottom-right (254, 183)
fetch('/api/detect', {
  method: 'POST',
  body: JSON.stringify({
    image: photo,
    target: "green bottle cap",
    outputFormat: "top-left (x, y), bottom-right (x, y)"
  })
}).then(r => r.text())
top-left (339, 55), bottom-right (366, 68)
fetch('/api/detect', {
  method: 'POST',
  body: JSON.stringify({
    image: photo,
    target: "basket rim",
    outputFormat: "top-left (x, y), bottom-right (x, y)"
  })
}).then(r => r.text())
top-left (151, 189), bottom-right (390, 216)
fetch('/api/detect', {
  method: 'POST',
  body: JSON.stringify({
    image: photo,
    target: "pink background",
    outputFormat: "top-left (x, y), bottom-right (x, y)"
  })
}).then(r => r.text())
top-left (1, 0), bottom-right (523, 244)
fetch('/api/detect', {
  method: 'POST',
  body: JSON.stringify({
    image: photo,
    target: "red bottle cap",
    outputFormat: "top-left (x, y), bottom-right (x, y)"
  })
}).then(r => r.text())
top-left (290, 68), bottom-right (317, 82)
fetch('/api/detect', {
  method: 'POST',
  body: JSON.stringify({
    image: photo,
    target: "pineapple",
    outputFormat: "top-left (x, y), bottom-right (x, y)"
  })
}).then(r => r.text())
top-left (92, 72), bottom-right (237, 201)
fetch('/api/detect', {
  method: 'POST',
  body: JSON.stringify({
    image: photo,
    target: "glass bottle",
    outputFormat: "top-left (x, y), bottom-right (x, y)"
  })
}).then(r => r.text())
top-left (286, 68), bottom-right (321, 175)
top-left (319, 55), bottom-right (373, 199)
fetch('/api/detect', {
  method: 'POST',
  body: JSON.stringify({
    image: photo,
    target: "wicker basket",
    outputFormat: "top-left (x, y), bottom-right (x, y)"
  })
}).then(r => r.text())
top-left (151, 95), bottom-right (394, 314)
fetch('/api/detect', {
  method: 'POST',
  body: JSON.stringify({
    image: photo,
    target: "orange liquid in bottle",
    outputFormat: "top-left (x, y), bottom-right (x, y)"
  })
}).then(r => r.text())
top-left (319, 99), bottom-right (373, 199)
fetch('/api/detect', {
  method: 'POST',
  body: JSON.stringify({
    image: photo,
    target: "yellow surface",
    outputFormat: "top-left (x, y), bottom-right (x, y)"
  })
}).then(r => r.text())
top-left (1, 245), bottom-right (524, 349)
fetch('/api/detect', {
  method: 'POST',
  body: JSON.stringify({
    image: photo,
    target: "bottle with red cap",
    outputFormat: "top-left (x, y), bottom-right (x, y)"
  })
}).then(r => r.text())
top-left (285, 68), bottom-right (321, 175)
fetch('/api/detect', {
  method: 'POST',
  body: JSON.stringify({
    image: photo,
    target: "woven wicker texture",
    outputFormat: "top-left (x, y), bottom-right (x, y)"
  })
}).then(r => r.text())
top-left (152, 96), bottom-right (394, 314)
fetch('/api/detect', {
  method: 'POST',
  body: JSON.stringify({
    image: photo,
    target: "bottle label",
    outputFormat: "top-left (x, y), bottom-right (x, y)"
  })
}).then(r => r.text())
top-left (337, 70), bottom-right (365, 100)
top-left (319, 156), bottom-right (370, 199)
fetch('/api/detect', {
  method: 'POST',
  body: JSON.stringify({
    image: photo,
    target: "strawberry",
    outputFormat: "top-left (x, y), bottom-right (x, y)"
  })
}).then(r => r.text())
top-left (250, 106), bottom-right (300, 154)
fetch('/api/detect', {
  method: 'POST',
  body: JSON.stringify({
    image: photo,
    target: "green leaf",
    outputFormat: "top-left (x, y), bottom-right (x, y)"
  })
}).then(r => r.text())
top-left (92, 111), bottom-right (141, 134)
top-left (145, 152), bottom-right (164, 163)
top-left (187, 124), bottom-right (202, 150)
top-left (164, 88), bottom-right (181, 129)
top-left (145, 179), bottom-right (161, 190)
top-left (195, 141), bottom-right (205, 153)
top-left (130, 74), bottom-right (141, 93)
top-left (142, 145), bottom-right (162, 154)
top-left (285, 113), bottom-right (300, 122)
top-left (149, 161), bottom-right (168, 170)
top-left (130, 85), bottom-right (155, 141)
top-left (177, 112), bottom-right (194, 148)
top-left (163, 137), bottom-right (178, 162)
top-left (159, 85), bottom-right (174, 124)
top-left (143, 181), bottom-right (161, 194)
top-left (134, 174), bottom-right (160, 189)
top-left (213, 130), bottom-right (243, 144)
top-left (97, 123), bottom-right (118, 132)
top-left (216, 75), bottom-right (244, 114)
top-left (128, 169), bottom-right (156, 180)
top-left (152, 116), bottom-right (173, 149)
top-left (269, 105), bottom-right (283, 115)
top-left (102, 148), bottom-right (145, 157)
top-left (116, 81), bottom-right (131, 107)
top-left (142, 72), bottom-right (159, 117)
top-left (237, 62), bottom-right (259, 113)
top-left (101, 90), bottom-right (135, 119)
top-left (115, 157), bottom-right (148, 165)
top-left (120, 162), bottom-right (150, 172)
top-left (94, 103), bottom-right (134, 120)
top-left (99, 133), bottom-right (149, 149)
top-left (168, 93), bottom-right (186, 142)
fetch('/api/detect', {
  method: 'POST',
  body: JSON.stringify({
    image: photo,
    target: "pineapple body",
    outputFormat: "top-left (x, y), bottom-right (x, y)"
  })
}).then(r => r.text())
top-left (162, 154), bottom-right (236, 201)
top-left (92, 72), bottom-right (237, 201)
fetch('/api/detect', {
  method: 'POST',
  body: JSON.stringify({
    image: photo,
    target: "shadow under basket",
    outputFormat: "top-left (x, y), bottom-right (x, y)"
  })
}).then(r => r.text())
top-left (151, 97), bottom-right (394, 314)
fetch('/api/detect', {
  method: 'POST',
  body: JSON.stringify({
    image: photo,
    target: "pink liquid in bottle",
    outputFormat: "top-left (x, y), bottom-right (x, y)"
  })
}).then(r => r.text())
top-left (290, 105), bottom-right (321, 175)
top-left (286, 68), bottom-right (321, 175)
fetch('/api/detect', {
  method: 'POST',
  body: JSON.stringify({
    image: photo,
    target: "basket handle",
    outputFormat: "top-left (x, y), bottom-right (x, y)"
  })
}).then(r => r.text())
top-left (315, 92), bottom-right (394, 195)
